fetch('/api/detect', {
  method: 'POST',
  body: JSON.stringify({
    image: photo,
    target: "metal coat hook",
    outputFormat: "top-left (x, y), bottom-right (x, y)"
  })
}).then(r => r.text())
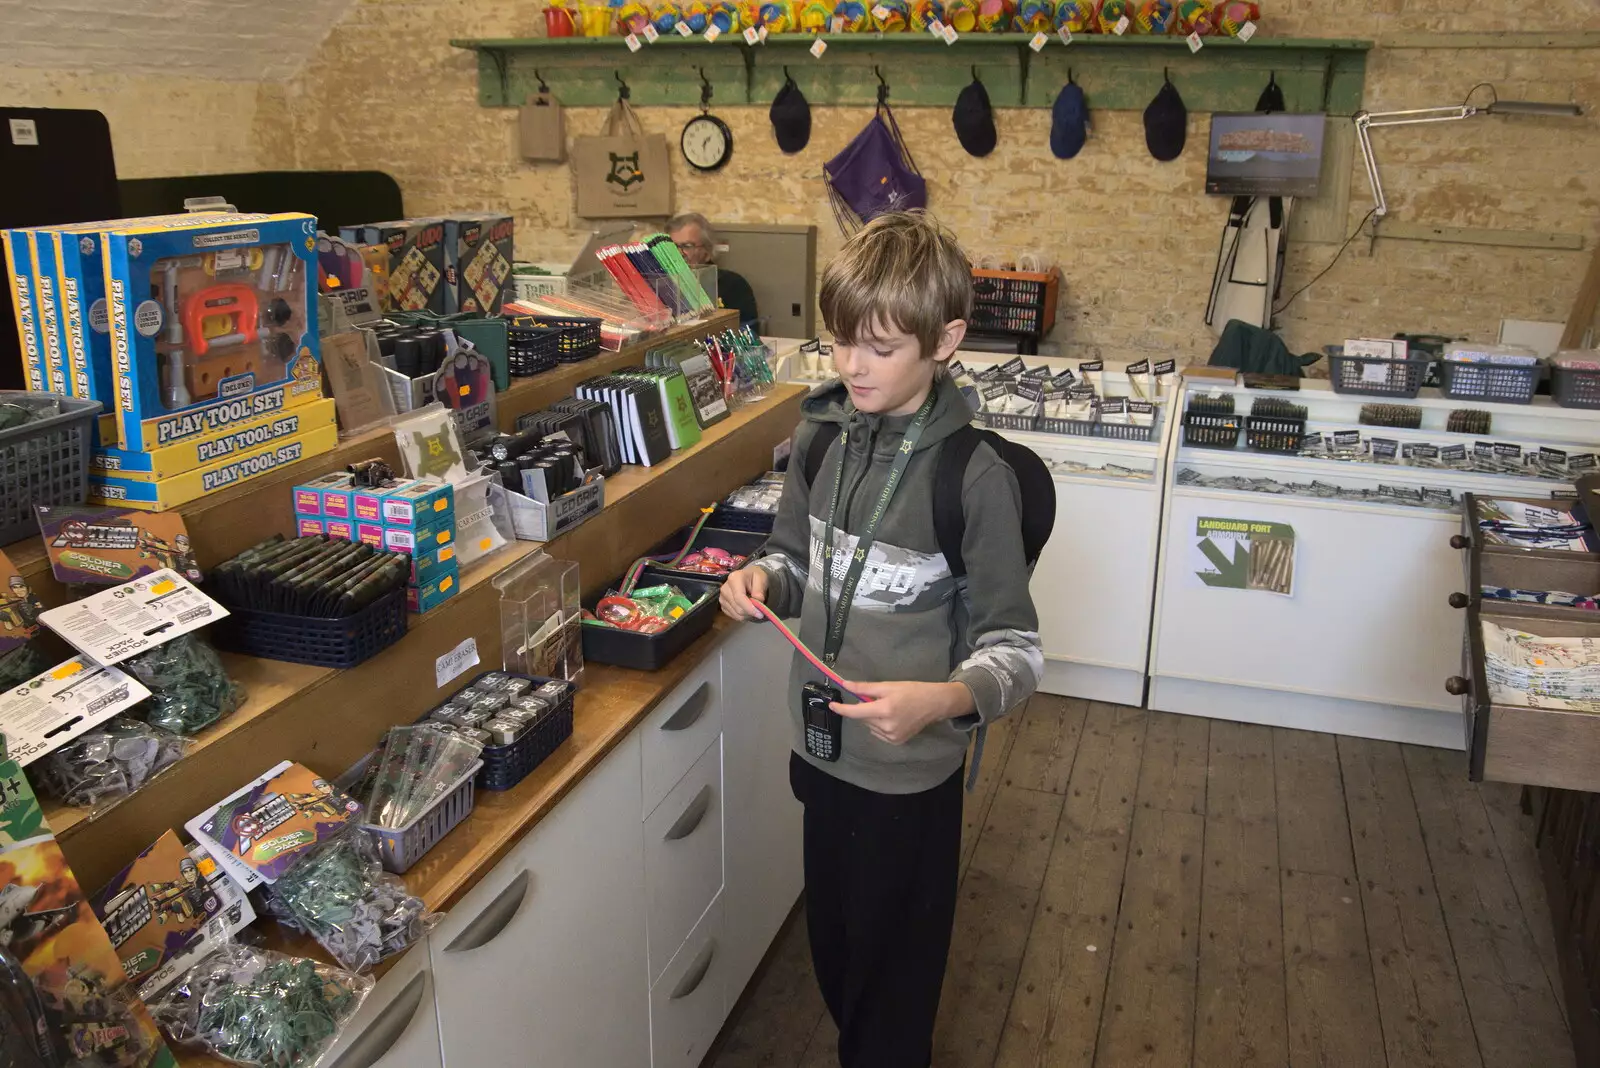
top-left (971, 65), bottom-right (981, 83)
top-left (783, 65), bottom-right (795, 85)
top-left (535, 69), bottom-right (551, 95)
top-left (1164, 66), bottom-right (1171, 83)
top-left (874, 65), bottom-right (889, 105)
top-left (1068, 67), bottom-right (1076, 85)
top-left (697, 66), bottom-right (713, 110)
top-left (615, 70), bottom-right (631, 100)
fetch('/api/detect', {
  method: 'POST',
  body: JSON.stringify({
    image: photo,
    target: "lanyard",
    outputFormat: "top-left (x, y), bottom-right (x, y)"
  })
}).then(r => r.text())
top-left (820, 392), bottom-right (936, 665)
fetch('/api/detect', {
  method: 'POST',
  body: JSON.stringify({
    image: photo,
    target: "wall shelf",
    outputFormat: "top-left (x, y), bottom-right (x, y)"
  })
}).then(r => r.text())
top-left (451, 34), bottom-right (1371, 111)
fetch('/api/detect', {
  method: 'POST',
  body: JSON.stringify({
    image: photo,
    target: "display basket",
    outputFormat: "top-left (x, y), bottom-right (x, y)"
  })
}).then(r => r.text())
top-left (507, 323), bottom-right (563, 377)
top-left (530, 316), bottom-right (603, 362)
top-left (976, 410), bottom-right (1040, 432)
top-left (212, 587), bottom-right (408, 669)
top-left (708, 504), bottom-right (777, 533)
top-left (582, 568), bottom-right (720, 671)
top-left (1328, 353), bottom-right (1432, 398)
top-left (468, 673), bottom-right (577, 792)
top-left (340, 754), bottom-right (483, 874)
top-left (1438, 358), bottom-right (1541, 405)
top-left (1245, 415), bottom-right (1306, 454)
top-left (1553, 364), bottom-right (1600, 409)
top-left (0, 392), bottom-right (101, 546)
top-left (647, 525), bottom-right (768, 585)
top-left (1182, 412), bottom-right (1242, 449)
top-left (971, 267), bottom-right (1059, 336)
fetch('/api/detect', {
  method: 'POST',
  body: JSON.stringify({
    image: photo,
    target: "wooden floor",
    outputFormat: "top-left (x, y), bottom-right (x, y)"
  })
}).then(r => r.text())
top-left (706, 697), bottom-right (1574, 1068)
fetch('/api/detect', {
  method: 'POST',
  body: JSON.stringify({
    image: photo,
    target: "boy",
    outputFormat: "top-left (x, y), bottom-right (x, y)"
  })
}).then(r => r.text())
top-left (720, 212), bottom-right (1042, 1066)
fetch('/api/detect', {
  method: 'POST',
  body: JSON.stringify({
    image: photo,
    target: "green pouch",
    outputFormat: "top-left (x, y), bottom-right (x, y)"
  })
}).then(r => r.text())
top-left (389, 312), bottom-right (510, 392)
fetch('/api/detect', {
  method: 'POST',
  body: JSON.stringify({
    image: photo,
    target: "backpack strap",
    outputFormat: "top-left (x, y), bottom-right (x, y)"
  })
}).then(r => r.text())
top-left (801, 423), bottom-right (835, 490)
top-left (933, 425), bottom-right (985, 579)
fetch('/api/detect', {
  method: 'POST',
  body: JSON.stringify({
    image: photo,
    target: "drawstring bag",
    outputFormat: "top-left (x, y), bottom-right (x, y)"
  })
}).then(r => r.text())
top-left (823, 96), bottom-right (926, 233)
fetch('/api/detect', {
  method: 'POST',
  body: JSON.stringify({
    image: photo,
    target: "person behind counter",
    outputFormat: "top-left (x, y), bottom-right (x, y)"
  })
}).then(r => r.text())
top-left (719, 211), bottom-right (1042, 1067)
top-left (667, 212), bottom-right (759, 327)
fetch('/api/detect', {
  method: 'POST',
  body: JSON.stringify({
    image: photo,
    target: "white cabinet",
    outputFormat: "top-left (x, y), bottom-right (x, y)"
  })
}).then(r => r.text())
top-left (650, 893), bottom-right (728, 1068)
top-left (431, 733), bottom-right (649, 1068)
top-left (720, 623), bottom-right (805, 1000)
top-left (641, 652), bottom-right (723, 819)
top-left (644, 738), bottom-right (724, 982)
top-left (323, 939), bottom-right (442, 1068)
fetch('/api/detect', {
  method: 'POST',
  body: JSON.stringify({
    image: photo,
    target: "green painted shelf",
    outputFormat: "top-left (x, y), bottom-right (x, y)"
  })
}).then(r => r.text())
top-left (452, 34), bottom-right (1371, 111)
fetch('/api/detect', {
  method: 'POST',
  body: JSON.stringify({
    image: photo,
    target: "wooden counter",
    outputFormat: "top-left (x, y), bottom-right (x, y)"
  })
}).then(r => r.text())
top-left (7, 311), bottom-right (739, 608)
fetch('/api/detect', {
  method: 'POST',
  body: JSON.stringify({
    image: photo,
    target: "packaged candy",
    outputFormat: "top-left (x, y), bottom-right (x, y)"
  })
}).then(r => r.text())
top-left (1210, 0), bottom-right (1256, 33)
top-left (150, 944), bottom-right (372, 1068)
top-left (125, 632), bottom-right (245, 736)
top-left (673, 547), bottom-right (749, 576)
top-left (34, 717), bottom-right (190, 808)
top-left (1134, 0), bottom-right (1173, 31)
top-left (265, 834), bottom-right (438, 973)
top-left (1054, 0), bottom-right (1096, 30)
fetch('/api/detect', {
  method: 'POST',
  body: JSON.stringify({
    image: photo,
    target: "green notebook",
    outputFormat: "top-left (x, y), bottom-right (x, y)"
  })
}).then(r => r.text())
top-left (659, 369), bottom-right (703, 450)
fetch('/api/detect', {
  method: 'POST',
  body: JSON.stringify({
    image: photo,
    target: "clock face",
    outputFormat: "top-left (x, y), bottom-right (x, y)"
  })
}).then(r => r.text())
top-left (682, 115), bottom-right (732, 172)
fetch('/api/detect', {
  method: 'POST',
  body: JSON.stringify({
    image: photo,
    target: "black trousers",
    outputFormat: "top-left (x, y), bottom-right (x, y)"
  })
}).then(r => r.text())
top-left (790, 753), bottom-right (964, 1068)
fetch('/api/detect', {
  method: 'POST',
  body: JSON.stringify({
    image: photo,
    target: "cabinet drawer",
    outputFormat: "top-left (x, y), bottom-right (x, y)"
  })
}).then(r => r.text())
top-left (645, 738), bottom-right (724, 982)
top-left (322, 942), bottom-right (442, 1068)
top-left (651, 893), bottom-right (727, 1068)
top-left (642, 651), bottom-right (723, 818)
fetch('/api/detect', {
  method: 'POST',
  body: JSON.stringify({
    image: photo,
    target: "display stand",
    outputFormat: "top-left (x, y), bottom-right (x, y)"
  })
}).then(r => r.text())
top-left (1149, 373), bottom-right (1600, 748)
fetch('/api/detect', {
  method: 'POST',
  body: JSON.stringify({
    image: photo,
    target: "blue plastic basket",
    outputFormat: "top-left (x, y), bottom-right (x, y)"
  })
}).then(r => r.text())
top-left (212, 586), bottom-right (408, 669)
top-left (438, 672), bottom-right (577, 792)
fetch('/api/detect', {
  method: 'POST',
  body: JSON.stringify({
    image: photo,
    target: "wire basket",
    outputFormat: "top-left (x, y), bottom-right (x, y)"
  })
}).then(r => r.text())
top-left (1553, 363), bottom-right (1600, 409)
top-left (971, 268), bottom-right (1059, 337)
top-left (1328, 354), bottom-right (1432, 398)
top-left (1245, 415), bottom-right (1306, 453)
top-left (1438, 359), bottom-right (1541, 404)
top-left (530, 316), bottom-right (602, 362)
top-left (1182, 412), bottom-right (1242, 449)
top-left (476, 676), bottom-right (576, 791)
top-left (342, 757), bottom-right (483, 874)
top-left (211, 587), bottom-right (408, 669)
top-left (507, 324), bottom-right (562, 377)
top-left (0, 392), bottom-right (101, 546)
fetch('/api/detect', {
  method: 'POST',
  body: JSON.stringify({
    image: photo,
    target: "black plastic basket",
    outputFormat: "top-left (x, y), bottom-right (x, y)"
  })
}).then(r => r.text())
top-left (1183, 412), bottom-right (1242, 449)
top-left (1095, 421), bottom-right (1156, 442)
top-left (1438, 359), bottom-right (1541, 404)
top-left (1328, 354), bottom-right (1432, 398)
top-left (507, 324), bottom-right (562, 377)
top-left (647, 525), bottom-right (767, 585)
top-left (1245, 415), bottom-right (1306, 453)
top-left (583, 568), bottom-right (719, 671)
top-left (976, 410), bottom-right (1040, 432)
top-left (709, 504), bottom-right (777, 534)
top-left (212, 586), bottom-right (408, 669)
top-left (1554, 363), bottom-right (1600, 409)
top-left (1037, 415), bottom-right (1098, 437)
top-left (531, 317), bottom-right (602, 362)
top-left (0, 392), bottom-right (101, 546)
top-left (475, 677), bottom-right (576, 792)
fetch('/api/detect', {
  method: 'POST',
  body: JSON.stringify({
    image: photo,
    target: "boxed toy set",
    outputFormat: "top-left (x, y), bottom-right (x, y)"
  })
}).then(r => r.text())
top-left (338, 219), bottom-right (447, 313)
top-left (446, 213), bottom-right (515, 315)
top-left (292, 471), bottom-right (458, 611)
top-left (3, 228), bottom-right (50, 392)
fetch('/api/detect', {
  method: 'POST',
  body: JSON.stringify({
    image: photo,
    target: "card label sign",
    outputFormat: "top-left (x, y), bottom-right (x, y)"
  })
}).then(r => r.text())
top-left (39, 569), bottom-right (229, 666)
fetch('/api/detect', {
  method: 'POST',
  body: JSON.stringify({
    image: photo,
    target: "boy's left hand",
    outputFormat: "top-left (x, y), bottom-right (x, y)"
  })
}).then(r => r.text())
top-left (831, 680), bottom-right (976, 746)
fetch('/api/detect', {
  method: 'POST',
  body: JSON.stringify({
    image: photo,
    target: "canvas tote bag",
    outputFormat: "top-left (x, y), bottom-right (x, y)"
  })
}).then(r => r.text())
top-left (572, 98), bottom-right (674, 219)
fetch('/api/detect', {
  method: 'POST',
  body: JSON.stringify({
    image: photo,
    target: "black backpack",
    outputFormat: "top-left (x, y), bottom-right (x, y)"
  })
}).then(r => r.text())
top-left (801, 423), bottom-right (1055, 579)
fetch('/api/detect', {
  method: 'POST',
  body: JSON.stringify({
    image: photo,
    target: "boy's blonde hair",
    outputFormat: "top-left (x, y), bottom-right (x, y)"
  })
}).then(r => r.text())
top-left (819, 212), bottom-right (974, 359)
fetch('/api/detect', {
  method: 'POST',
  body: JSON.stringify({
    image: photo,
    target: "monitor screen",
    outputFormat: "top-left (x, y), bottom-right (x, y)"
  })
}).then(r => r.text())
top-left (1206, 113), bottom-right (1327, 198)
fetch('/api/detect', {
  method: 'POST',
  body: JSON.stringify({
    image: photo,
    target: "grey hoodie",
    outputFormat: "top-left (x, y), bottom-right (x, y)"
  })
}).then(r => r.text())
top-left (752, 373), bottom-right (1044, 794)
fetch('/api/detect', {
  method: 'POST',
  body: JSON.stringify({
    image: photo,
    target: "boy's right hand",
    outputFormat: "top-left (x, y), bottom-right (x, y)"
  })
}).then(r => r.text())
top-left (720, 565), bottom-right (768, 622)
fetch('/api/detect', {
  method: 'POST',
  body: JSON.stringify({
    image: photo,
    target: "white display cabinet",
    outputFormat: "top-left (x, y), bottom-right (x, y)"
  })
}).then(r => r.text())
top-left (1149, 375), bottom-right (1600, 747)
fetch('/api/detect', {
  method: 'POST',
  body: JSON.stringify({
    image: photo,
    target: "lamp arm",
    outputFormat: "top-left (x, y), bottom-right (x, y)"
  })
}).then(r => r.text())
top-left (1352, 106), bottom-right (1480, 221)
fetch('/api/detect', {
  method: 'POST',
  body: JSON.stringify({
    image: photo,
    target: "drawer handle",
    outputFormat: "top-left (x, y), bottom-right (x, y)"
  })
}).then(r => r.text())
top-left (444, 871), bottom-right (530, 953)
top-left (1448, 593), bottom-right (1470, 610)
top-left (660, 682), bottom-right (712, 732)
top-left (664, 785), bottom-right (713, 842)
top-left (1445, 676), bottom-right (1471, 697)
top-left (669, 939), bottom-right (717, 1001)
top-left (328, 971), bottom-right (428, 1068)
top-left (1450, 534), bottom-right (1471, 551)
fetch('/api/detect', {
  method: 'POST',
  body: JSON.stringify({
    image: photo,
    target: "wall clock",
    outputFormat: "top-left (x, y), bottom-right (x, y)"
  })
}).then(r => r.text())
top-left (681, 112), bottom-right (733, 172)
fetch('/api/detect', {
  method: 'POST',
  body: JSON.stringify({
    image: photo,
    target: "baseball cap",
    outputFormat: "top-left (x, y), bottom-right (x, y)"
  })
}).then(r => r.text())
top-left (1050, 76), bottom-right (1089, 159)
top-left (770, 74), bottom-right (812, 154)
top-left (953, 76), bottom-right (997, 157)
top-left (1143, 72), bottom-right (1187, 161)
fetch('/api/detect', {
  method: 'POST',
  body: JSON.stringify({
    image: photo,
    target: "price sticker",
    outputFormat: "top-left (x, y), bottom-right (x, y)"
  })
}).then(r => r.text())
top-left (1360, 361), bottom-right (1392, 385)
top-left (758, 24), bottom-right (769, 38)
top-left (1029, 30), bottom-right (1049, 50)
top-left (703, 23), bottom-right (721, 39)
top-left (943, 23), bottom-right (958, 42)
top-left (626, 32), bottom-right (643, 50)
top-left (1058, 26), bottom-right (1073, 44)
top-left (643, 22), bottom-right (660, 40)
top-left (810, 35), bottom-right (828, 56)
top-left (831, 16), bottom-right (845, 31)
top-left (873, 4), bottom-right (891, 18)
top-left (676, 20), bottom-right (694, 34)
top-left (1237, 20), bottom-right (1256, 40)
top-left (1186, 30), bottom-right (1203, 51)
top-left (744, 24), bottom-right (760, 42)
top-left (1113, 14), bottom-right (1129, 33)
top-left (928, 17), bottom-right (945, 34)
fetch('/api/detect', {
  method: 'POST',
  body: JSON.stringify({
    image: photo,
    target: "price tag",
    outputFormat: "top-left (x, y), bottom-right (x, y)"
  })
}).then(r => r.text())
top-left (831, 16), bottom-right (845, 31)
top-left (758, 24), bottom-right (769, 38)
top-left (643, 21), bottom-right (659, 40)
top-left (744, 24), bottom-right (760, 42)
top-left (928, 17), bottom-right (945, 34)
top-left (436, 637), bottom-right (481, 689)
top-left (943, 24), bottom-right (958, 42)
top-left (626, 32), bottom-right (643, 50)
top-left (1058, 26), bottom-right (1073, 44)
top-left (810, 36), bottom-right (828, 56)
top-left (1113, 14), bottom-right (1129, 33)
top-left (1030, 30), bottom-right (1049, 50)
top-left (1360, 361), bottom-right (1391, 385)
top-left (676, 20), bottom-right (694, 35)
top-left (872, 4), bottom-right (891, 19)
top-left (1186, 30), bottom-right (1203, 51)
top-left (1237, 19), bottom-right (1256, 40)
top-left (704, 23), bottom-right (720, 39)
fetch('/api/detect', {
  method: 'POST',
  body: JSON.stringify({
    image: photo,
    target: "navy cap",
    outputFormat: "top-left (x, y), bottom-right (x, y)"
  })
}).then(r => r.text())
top-left (1143, 74), bottom-right (1187, 161)
top-left (1050, 79), bottom-right (1089, 159)
top-left (953, 77), bottom-right (997, 157)
top-left (770, 76), bottom-right (811, 154)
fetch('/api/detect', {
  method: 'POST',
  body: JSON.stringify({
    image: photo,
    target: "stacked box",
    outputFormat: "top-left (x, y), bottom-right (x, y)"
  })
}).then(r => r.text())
top-left (339, 218), bottom-right (447, 313)
top-left (291, 475), bottom-right (459, 598)
top-left (446, 213), bottom-right (515, 315)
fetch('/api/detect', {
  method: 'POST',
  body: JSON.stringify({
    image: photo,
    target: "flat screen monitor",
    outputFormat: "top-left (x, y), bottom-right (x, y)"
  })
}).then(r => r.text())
top-left (1205, 112), bottom-right (1326, 197)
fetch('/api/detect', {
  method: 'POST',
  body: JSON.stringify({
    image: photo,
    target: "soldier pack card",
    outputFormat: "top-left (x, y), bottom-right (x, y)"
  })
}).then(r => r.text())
top-left (0, 758), bottom-right (178, 1067)
top-left (92, 831), bottom-right (218, 990)
top-left (0, 549), bottom-right (43, 656)
top-left (185, 762), bottom-right (361, 890)
top-left (35, 505), bottom-right (202, 586)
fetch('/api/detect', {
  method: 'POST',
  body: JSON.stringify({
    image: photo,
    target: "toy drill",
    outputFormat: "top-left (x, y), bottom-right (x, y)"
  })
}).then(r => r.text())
top-left (161, 245), bottom-right (299, 408)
